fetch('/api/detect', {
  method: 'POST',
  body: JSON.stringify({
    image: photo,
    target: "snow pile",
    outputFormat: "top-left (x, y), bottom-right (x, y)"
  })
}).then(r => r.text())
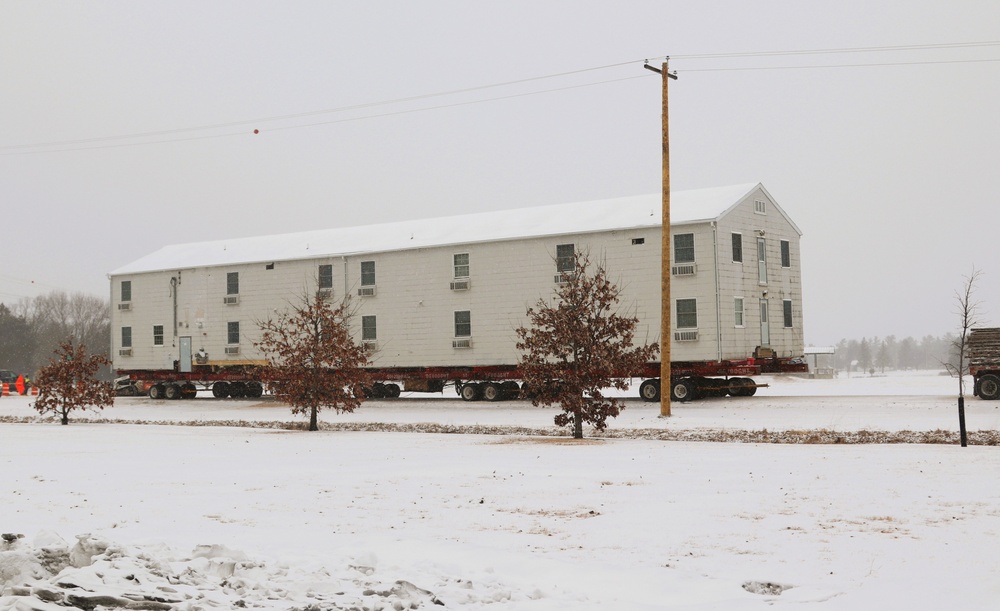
top-left (1, 533), bottom-right (468, 610)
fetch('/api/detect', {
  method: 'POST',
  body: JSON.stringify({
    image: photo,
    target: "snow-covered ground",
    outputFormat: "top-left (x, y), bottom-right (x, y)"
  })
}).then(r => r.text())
top-left (2, 370), bottom-right (999, 609)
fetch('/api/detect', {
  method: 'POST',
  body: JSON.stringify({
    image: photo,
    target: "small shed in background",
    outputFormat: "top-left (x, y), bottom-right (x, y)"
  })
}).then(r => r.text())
top-left (804, 346), bottom-right (837, 378)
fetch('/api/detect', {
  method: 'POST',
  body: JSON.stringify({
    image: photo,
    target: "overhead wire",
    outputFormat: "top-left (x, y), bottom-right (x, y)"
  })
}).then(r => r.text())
top-left (2, 40), bottom-right (998, 154)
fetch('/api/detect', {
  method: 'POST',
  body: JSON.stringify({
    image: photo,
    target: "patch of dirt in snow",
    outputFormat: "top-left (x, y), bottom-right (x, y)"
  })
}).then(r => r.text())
top-left (1, 533), bottom-right (528, 610)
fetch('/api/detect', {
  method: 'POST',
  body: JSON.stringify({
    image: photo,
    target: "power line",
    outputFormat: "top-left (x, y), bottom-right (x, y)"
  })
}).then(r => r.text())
top-left (3, 40), bottom-right (997, 154)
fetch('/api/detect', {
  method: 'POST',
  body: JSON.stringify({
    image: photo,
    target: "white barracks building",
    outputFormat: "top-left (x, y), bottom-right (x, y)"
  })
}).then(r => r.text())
top-left (109, 183), bottom-right (804, 375)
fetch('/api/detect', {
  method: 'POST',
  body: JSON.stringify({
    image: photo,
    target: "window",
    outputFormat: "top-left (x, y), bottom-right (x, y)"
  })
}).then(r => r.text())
top-left (754, 199), bottom-right (767, 214)
top-left (734, 297), bottom-right (745, 327)
top-left (454, 311), bottom-right (471, 337)
top-left (319, 264), bottom-right (333, 289)
top-left (362, 315), bottom-right (377, 341)
top-left (556, 244), bottom-right (575, 273)
top-left (783, 300), bottom-right (793, 328)
top-left (227, 321), bottom-right (240, 345)
top-left (780, 240), bottom-right (791, 268)
top-left (731, 233), bottom-right (743, 263)
top-left (227, 272), bottom-right (239, 295)
top-left (361, 261), bottom-right (376, 286)
top-left (453, 253), bottom-right (469, 279)
top-left (757, 237), bottom-right (768, 284)
top-left (121, 280), bottom-right (131, 302)
top-left (674, 233), bottom-right (695, 263)
top-left (153, 325), bottom-right (164, 346)
top-left (631, 237), bottom-right (645, 245)
top-left (676, 299), bottom-right (698, 329)
top-left (121, 327), bottom-right (132, 348)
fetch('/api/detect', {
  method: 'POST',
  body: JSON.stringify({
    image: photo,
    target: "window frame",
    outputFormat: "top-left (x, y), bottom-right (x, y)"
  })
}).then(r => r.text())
top-left (783, 299), bottom-right (794, 328)
top-left (121, 280), bottom-right (132, 302)
top-left (227, 321), bottom-right (240, 345)
top-left (226, 272), bottom-right (239, 295)
top-left (676, 298), bottom-right (698, 329)
top-left (453, 253), bottom-right (470, 279)
top-left (754, 199), bottom-right (767, 215)
top-left (361, 315), bottom-right (377, 341)
top-left (555, 244), bottom-right (575, 273)
top-left (121, 326), bottom-right (132, 348)
top-left (780, 240), bottom-right (791, 268)
top-left (734, 297), bottom-right (745, 328)
top-left (454, 310), bottom-right (472, 338)
top-left (360, 261), bottom-right (376, 287)
top-left (674, 233), bottom-right (695, 264)
top-left (152, 325), bottom-right (164, 346)
top-left (731, 233), bottom-right (743, 263)
top-left (318, 264), bottom-right (333, 289)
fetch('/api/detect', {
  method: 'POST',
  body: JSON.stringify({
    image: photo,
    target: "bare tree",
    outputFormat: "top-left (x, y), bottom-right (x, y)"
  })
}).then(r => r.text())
top-left (254, 292), bottom-right (372, 431)
top-left (516, 253), bottom-right (659, 439)
top-left (949, 267), bottom-right (983, 447)
top-left (948, 268), bottom-right (982, 396)
top-left (34, 340), bottom-right (114, 425)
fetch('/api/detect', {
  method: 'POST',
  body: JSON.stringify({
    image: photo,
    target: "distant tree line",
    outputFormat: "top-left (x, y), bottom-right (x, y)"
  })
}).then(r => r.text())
top-left (0, 291), bottom-right (110, 380)
top-left (831, 334), bottom-right (960, 374)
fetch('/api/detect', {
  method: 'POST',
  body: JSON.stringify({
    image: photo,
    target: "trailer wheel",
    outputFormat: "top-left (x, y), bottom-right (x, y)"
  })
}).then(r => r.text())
top-left (639, 379), bottom-right (661, 402)
top-left (384, 383), bottom-right (401, 398)
top-left (229, 381), bottom-right (247, 399)
top-left (460, 383), bottom-right (481, 402)
top-left (482, 382), bottom-right (501, 402)
top-left (181, 383), bottom-right (198, 399)
top-left (670, 379), bottom-right (696, 402)
top-left (740, 378), bottom-right (758, 396)
top-left (164, 383), bottom-right (182, 400)
top-left (148, 384), bottom-right (164, 400)
top-left (246, 381), bottom-right (264, 398)
top-left (979, 374), bottom-right (1000, 400)
top-left (212, 381), bottom-right (230, 398)
top-left (501, 381), bottom-right (521, 400)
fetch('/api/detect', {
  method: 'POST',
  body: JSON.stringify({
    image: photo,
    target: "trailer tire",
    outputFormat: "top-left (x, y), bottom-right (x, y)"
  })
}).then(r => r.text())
top-left (501, 381), bottom-right (520, 400)
top-left (164, 383), bottom-right (182, 400)
top-left (212, 381), bottom-right (230, 398)
top-left (741, 378), bottom-right (758, 396)
top-left (246, 381), bottom-right (264, 398)
top-left (979, 374), bottom-right (1000, 400)
top-left (670, 379), bottom-right (696, 402)
top-left (229, 381), bottom-right (247, 399)
top-left (385, 383), bottom-right (401, 398)
top-left (460, 383), bottom-right (481, 402)
top-left (148, 384), bottom-right (164, 400)
top-left (639, 379), bottom-right (661, 402)
top-left (482, 382), bottom-right (501, 402)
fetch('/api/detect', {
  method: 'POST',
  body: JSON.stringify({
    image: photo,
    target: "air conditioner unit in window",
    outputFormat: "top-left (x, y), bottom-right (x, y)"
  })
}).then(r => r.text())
top-left (317, 288), bottom-right (332, 299)
top-left (224, 345), bottom-right (241, 355)
top-left (452, 338), bottom-right (473, 349)
top-left (358, 286), bottom-right (377, 297)
top-left (450, 279), bottom-right (470, 291)
top-left (117, 302), bottom-right (132, 311)
top-left (224, 295), bottom-right (240, 305)
top-left (673, 331), bottom-right (699, 342)
top-left (118, 348), bottom-right (133, 356)
top-left (671, 264), bottom-right (697, 276)
top-left (554, 273), bottom-right (570, 284)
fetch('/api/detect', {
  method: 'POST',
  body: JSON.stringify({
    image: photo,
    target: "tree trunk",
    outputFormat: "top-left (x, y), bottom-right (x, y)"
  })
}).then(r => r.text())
top-left (309, 406), bottom-right (319, 431)
top-left (61, 409), bottom-right (68, 425)
top-left (573, 410), bottom-right (583, 439)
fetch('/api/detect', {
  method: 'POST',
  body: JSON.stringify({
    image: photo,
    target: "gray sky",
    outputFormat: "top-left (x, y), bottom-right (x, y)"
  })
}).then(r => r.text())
top-left (2, 1), bottom-right (998, 347)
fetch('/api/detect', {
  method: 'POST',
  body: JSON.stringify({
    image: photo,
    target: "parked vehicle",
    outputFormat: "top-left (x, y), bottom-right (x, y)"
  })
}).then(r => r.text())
top-left (969, 328), bottom-right (1000, 400)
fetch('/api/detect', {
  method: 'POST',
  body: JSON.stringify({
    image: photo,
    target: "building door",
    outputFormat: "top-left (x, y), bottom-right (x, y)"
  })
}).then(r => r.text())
top-left (179, 336), bottom-right (192, 373)
top-left (757, 237), bottom-right (768, 284)
top-left (759, 300), bottom-right (770, 346)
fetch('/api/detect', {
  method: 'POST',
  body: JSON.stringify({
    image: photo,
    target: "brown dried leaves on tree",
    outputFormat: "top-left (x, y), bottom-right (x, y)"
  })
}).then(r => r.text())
top-left (255, 293), bottom-right (372, 431)
top-left (516, 253), bottom-right (659, 438)
top-left (34, 340), bottom-right (114, 425)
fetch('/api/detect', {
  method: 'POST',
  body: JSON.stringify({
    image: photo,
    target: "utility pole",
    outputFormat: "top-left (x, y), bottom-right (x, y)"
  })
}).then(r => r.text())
top-left (645, 59), bottom-right (677, 417)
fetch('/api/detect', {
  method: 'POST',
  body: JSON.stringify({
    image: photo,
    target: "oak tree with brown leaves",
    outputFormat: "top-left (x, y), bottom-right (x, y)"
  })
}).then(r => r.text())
top-left (34, 340), bottom-right (114, 425)
top-left (516, 253), bottom-right (659, 439)
top-left (255, 292), bottom-right (372, 431)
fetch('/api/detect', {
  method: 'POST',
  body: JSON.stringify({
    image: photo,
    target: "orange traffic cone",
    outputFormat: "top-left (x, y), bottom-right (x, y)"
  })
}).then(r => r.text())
top-left (1, 383), bottom-right (9, 396)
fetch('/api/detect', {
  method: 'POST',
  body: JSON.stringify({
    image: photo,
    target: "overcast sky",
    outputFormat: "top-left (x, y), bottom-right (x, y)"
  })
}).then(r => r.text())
top-left (2, 1), bottom-right (998, 347)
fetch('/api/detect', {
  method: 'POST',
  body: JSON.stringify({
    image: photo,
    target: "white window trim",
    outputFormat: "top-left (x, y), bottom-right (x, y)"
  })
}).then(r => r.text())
top-left (734, 297), bottom-right (745, 328)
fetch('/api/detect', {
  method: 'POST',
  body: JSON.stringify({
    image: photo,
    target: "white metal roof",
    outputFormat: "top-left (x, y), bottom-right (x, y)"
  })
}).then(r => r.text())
top-left (111, 183), bottom-right (777, 276)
